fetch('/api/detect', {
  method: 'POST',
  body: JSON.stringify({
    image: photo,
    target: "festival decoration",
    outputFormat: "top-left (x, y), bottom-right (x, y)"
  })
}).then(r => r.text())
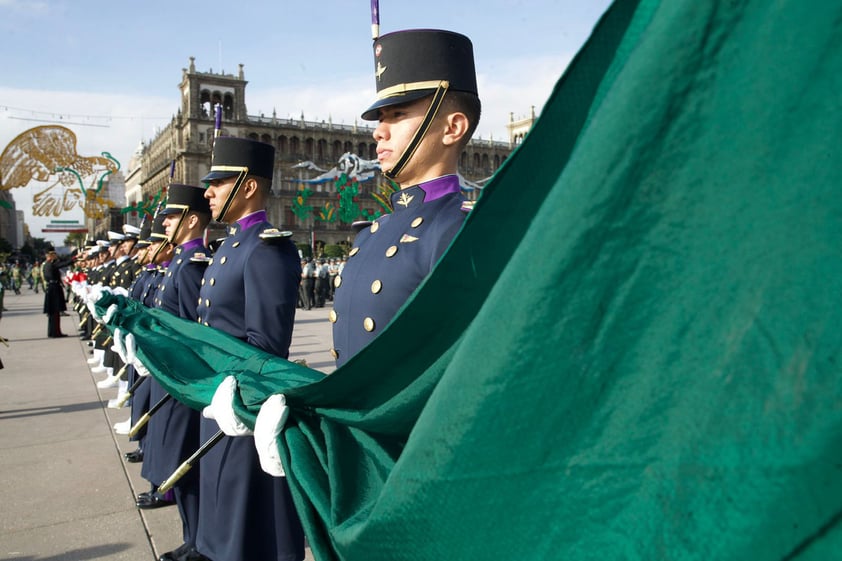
top-left (123, 159), bottom-right (172, 220)
top-left (291, 187), bottom-right (314, 221)
top-left (315, 201), bottom-right (338, 223)
top-left (122, 188), bottom-right (166, 219)
top-left (292, 152), bottom-right (475, 224)
top-left (334, 173), bottom-right (363, 223)
top-left (292, 152), bottom-right (381, 224)
top-left (0, 125), bottom-right (120, 219)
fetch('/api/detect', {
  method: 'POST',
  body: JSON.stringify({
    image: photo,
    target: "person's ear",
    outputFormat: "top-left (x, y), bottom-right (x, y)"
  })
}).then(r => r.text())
top-left (243, 177), bottom-right (259, 199)
top-left (442, 111), bottom-right (469, 147)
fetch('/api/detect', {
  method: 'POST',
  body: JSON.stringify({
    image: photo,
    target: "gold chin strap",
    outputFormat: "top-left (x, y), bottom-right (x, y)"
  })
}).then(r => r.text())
top-left (148, 239), bottom-right (167, 265)
top-left (385, 80), bottom-right (450, 180)
top-left (215, 168), bottom-right (249, 223)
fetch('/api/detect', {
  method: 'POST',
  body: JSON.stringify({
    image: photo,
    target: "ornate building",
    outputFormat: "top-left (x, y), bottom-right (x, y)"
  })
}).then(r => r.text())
top-left (127, 58), bottom-right (516, 250)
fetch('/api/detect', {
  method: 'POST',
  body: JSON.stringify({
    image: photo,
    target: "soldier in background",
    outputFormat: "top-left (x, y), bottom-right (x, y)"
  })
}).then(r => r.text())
top-left (300, 258), bottom-right (316, 310)
top-left (314, 258), bottom-right (329, 307)
top-left (42, 250), bottom-right (75, 337)
top-left (31, 260), bottom-right (44, 294)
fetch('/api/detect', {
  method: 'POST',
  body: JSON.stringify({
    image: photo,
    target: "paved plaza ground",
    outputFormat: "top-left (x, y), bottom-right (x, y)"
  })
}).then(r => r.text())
top-left (0, 287), bottom-right (329, 560)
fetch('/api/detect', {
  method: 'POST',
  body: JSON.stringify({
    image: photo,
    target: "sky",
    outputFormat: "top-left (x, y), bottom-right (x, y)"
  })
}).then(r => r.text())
top-left (0, 0), bottom-right (613, 245)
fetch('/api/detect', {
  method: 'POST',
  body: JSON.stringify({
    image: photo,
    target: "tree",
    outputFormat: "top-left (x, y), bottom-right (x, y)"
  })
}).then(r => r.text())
top-left (64, 232), bottom-right (86, 250)
top-left (18, 243), bottom-right (35, 260)
top-left (31, 238), bottom-right (50, 253)
top-left (0, 237), bottom-right (12, 254)
top-left (295, 243), bottom-right (312, 259)
top-left (322, 244), bottom-right (345, 258)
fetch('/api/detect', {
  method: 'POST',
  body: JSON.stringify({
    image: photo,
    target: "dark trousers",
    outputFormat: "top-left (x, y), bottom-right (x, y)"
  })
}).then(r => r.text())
top-left (174, 474), bottom-right (201, 547)
top-left (302, 278), bottom-right (315, 309)
top-left (47, 312), bottom-right (63, 337)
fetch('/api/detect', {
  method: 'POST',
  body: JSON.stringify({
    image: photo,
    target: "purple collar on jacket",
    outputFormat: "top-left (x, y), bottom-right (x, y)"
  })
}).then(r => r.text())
top-left (417, 174), bottom-right (460, 202)
top-left (180, 237), bottom-right (205, 253)
top-left (236, 210), bottom-right (268, 231)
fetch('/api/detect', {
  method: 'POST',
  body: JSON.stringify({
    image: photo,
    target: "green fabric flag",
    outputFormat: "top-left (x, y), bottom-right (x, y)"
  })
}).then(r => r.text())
top-left (99, 0), bottom-right (842, 558)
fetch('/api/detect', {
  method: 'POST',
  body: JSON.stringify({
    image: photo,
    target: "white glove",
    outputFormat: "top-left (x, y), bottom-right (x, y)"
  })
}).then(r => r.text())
top-left (124, 333), bottom-right (151, 377)
top-left (254, 394), bottom-right (289, 477)
top-left (112, 287), bottom-right (129, 298)
top-left (111, 327), bottom-right (127, 362)
top-left (102, 304), bottom-right (118, 324)
top-left (202, 376), bottom-right (253, 437)
top-left (86, 286), bottom-right (112, 320)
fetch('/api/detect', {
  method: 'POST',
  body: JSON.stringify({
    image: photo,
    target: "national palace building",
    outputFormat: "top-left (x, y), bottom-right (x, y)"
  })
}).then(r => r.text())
top-left (105, 58), bottom-right (533, 251)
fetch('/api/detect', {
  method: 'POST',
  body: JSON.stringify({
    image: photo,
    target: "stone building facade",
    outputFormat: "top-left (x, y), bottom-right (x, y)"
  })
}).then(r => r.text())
top-left (126, 58), bottom-right (516, 251)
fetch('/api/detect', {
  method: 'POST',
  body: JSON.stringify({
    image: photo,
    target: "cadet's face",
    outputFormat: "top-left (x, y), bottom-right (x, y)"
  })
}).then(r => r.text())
top-left (373, 96), bottom-right (444, 186)
top-left (163, 214), bottom-right (179, 238)
top-left (205, 177), bottom-right (238, 221)
top-left (154, 242), bottom-right (174, 264)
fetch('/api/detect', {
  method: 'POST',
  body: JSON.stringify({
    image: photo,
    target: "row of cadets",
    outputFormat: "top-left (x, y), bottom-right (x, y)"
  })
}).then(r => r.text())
top-left (86, 237), bottom-right (121, 383)
top-left (76, 242), bottom-right (104, 341)
top-left (115, 216), bottom-right (170, 455)
top-left (119, 215), bottom-right (177, 486)
top-left (142, 184), bottom-right (212, 561)
top-left (194, 22), bottom-right (481, 559)
top-left (194, 137), bottom-right (305, 561)
top-left (94, 226), bottom-right (146, 393)
top-left (101, 224), bottom-right (146, 404)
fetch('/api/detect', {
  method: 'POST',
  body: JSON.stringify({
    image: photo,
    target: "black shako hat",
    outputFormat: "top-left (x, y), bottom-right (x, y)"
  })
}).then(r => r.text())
top-left (159, 184), bottom-right (210, 216)
top-left (134, 218), bottom-right (155, 248)
top-left (361, 29), bottom-right (478, 121)
top-left (144, 213), bottom-right (168, 242)
top-left (201, 137), bottom-right (275, 182)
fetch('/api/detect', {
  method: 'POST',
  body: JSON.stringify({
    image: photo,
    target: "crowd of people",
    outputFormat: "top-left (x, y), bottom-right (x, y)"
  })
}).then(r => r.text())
top-left (298, 257), bottom-right (344, 309)
top-left (0, 260), bottom-right (46, 295)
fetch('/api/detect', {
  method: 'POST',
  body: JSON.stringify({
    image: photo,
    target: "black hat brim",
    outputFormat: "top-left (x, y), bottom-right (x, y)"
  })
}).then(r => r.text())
top-left (201, 170), bottom-right (240, 183)
top-left (361, 89), bottom-right (436, 121)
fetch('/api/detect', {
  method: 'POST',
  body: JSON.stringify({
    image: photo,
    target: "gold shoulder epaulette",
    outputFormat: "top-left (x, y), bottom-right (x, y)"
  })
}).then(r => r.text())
top-left (259, 228), bottom-right (293, 241)
top-left (189, 253), bottom-right (211, 264)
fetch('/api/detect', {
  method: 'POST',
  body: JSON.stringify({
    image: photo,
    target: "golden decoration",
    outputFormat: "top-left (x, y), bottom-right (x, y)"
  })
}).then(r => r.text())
top-left (397, 192), bottom-right (414, 207)
top-left (0, 125), bottom-right (121, 220)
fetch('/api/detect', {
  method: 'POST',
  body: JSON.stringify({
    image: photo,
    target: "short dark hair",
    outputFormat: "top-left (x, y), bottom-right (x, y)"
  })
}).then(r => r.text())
top-left (188, 210), bottom-right (211, 229)
top-left (244, 174), bottom-right (272, 195)
top-left (440, 91), bottom-right (481, 146)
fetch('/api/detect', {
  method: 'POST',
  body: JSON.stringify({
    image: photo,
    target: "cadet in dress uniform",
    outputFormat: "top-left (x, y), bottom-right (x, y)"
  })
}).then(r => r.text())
top-left (141, 186), bottom-right (211, 561)
top-left (330, 29), bottom-right (480, 366)
top-left (112, 224), bottom-right (143, 292)
top-left (195, 137), bottom-right (305, 561)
